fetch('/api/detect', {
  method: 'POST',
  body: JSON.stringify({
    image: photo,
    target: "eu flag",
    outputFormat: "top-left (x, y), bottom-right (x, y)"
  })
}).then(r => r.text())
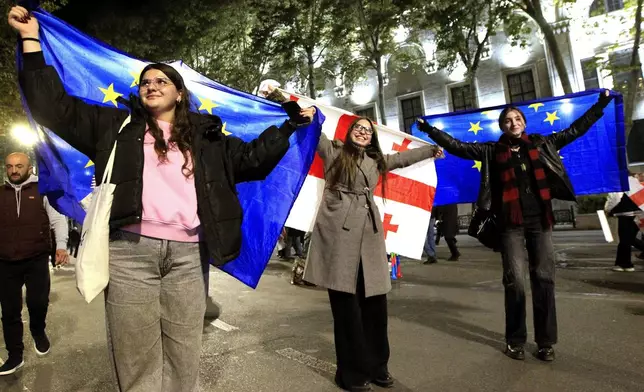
top-left (412, 91), bottom-right (628, 205)
top-left (17, 9), bottom-right (322, 288)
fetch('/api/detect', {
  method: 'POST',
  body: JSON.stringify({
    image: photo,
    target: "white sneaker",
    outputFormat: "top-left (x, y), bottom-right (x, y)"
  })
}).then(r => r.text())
top-left (613, 266), bottom-right (635, 272)
top-left (0, 358), bottom-right (24, 376)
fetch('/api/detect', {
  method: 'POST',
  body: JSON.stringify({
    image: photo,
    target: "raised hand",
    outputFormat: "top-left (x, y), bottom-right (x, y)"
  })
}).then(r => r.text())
top-left (8, 6), bottom-right (39, 38)
top-left (598, 89), bottom-right (613, 108)
top-left (299, 107), bottom-right (316, 123)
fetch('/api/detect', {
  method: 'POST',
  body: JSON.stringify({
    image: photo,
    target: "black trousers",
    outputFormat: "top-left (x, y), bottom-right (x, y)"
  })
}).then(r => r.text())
top-left (328, 264), bottom-right (389, 386)
top-left (284, 228), bottom-right (305, 258)
top-left (616, 216), bottom-right (639, 268)
top-left (0, 253), bottom-right (51, 358)
top-left (501, 218), bottom-right (557, 347)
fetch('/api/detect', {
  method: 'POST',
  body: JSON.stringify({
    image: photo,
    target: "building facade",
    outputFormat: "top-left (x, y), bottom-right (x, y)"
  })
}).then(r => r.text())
top-left (311, 0), bottom-right (642, 216)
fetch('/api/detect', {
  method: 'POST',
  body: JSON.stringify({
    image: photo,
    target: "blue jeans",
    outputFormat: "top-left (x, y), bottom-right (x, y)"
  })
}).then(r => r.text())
top-left (106, 231), bottom-right (207, 392)
top-left (501, 219), bottom-right (557, 347)
top-left (423, 217), bottom-right (436, 258)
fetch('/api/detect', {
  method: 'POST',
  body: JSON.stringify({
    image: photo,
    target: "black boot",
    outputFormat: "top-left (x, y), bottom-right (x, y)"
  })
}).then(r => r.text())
top-left (446, 238), bottom-right (460, 261)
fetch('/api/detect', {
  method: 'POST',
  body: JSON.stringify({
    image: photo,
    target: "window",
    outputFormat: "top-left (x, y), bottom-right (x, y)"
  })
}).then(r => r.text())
top-left (400, 96), bottom-right (424, 134)
top-left (610, 48), bottom-right (639, 91)
top-left (450, 84), bottom-right (473, 112)
top-left (507, 70), bottom-right (536, 104)
top-left (590, 0), bottom-right (624, 16)
top-left (581, 58), bottom-right (600, 90)
top-left (355, 106), bottom-right (376, 121)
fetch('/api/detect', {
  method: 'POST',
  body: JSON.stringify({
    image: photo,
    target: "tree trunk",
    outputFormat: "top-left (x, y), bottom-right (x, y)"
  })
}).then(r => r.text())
top-left (307, 48), bottom-right (316, 98)
top-left (468, 74), bottom-right (479, 109)
top-left (534, 14), bottom-right (573, 94)
top-left (625, 0), bottom-right (643, 133)
top-left (375, 55), bottom-right (387, 126)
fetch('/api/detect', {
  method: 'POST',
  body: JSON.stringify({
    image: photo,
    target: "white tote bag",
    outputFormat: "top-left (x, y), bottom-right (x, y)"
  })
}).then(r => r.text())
top-left (76, 116), bottom-right (131, 303)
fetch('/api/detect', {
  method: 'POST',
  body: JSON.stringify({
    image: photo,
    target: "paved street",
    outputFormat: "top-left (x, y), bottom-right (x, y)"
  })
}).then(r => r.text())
top-left (1, 230), bottom-right (644, 392)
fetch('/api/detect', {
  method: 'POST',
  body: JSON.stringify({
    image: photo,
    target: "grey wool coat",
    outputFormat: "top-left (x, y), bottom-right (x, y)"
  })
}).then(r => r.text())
top-left (303, 134), bottom-right (440, 297)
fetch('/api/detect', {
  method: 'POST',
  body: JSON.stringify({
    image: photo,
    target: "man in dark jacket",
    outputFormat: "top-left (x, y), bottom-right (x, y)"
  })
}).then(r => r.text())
top-left (0, 152), bottom-right (69, 376)
top-left (433, 204), bottom-right (461, 261)
top-left (418, 90), bottom-right (614, 362)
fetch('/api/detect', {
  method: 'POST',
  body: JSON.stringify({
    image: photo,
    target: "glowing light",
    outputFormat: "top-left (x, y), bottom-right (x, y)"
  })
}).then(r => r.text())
top-left (393, 25), bottom-right (409, 44)
top-left (501, 44), bottom-right (531, 69)
top-left (433, 121), bottom-right (445, 130)
top-left (350, 84), bottom-right (375, 106)
top-left (422, 41), bottom-right (436, 61)
top-left (448, 62), bottom-right (468, 82)
top-left (483, 110), bottom-right (501, 120)
top-left (315, 94), bottom-right (332, 106)
top-left (11, 124), bottom-right (38, 147)
top-left (560, 102), bottom-right (574, 114)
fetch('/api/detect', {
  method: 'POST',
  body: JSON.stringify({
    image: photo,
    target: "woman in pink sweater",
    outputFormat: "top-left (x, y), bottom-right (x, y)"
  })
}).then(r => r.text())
top-left (10, 6), bottom-right (315, 391)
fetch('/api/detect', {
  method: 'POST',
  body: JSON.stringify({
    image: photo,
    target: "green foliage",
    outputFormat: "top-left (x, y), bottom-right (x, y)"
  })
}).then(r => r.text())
top-left (576, 195), bottom-right (608, 214)
top-left (406, 0), bottom-right (525, 107)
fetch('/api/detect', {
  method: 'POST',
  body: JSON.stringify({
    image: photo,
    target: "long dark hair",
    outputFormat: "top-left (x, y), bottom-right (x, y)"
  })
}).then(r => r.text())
top-left (327, 117), bottom-right (388, 199)
top-left (139, 63), bottom-right (194, 177)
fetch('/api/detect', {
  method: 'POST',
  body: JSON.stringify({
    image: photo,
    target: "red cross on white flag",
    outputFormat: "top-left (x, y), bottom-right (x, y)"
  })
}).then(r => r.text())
top-left (283, 92), bottom-right (438, 259)
top-left (627, 177), bottom-right (644, 212)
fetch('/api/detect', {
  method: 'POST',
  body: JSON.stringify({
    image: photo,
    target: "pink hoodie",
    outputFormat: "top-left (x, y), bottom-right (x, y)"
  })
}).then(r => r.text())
top-left (122, 120), bottom-right (200, 242)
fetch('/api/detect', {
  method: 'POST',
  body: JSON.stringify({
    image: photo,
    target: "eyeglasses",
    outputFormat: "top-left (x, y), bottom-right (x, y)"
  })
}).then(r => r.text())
top-left (139, 77), bottom-right (174, 90)
top-left (352, 124), bottom-right (373, 135)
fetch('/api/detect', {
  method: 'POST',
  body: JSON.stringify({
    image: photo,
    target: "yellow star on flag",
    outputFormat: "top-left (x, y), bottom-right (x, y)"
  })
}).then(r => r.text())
top-left (544, 111), bottom-right (560, 126)
top-left (129, 69), bottom-right (142, 88)
top-left (222, 122), bottom-right (231, 136)
top-left (84, 160), bottom-right (94, 168)
top-left (198, 97), bottom-right (219, 114)
top-left (99, 83), bottom-right (123, 107)
top-left (528, 103), bottom-right (544, 112)
top-left (468, 121), bottom-right (483, 135)
top-left (472, 161), bottom-right (482, 171)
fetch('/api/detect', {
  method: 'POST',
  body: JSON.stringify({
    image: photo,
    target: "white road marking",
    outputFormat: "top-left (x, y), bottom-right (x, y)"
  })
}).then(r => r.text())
top-left (210, 319), bottom-right (239, 332)
top-left (276, 348), bottom-right (336, 374)
top-left (474, 280), bottom-right (497, 285)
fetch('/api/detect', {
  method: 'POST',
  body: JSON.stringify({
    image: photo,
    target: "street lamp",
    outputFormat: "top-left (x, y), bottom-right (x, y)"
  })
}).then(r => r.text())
top-left (11, 124), bottom-right (38, 147)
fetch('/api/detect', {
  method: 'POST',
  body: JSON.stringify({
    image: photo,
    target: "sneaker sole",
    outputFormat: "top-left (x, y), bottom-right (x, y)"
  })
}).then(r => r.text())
top-left (34, 343), bottom-right (50, 357)
top-left (0, 360), bottom-right (24, 376)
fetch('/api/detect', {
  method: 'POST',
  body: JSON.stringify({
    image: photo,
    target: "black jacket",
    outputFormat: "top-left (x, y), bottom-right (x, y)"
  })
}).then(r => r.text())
top-left (20, 51), bottom-right (298, 266)
top-left (418, 101), bottom-right (607, 219)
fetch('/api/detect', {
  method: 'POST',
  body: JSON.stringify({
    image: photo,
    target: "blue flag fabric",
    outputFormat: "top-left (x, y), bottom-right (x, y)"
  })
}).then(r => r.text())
top-left (411, 90), bottom-right (628, 206)
top-left (18, 10), bottom-right (322, 288)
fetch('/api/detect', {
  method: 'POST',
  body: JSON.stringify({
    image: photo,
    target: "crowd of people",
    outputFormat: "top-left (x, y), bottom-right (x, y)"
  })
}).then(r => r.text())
top-left (1, 6), bottom-right (637, 392)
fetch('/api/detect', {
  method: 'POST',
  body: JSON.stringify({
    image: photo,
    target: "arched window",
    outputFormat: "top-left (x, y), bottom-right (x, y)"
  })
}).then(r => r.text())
top-left (590, 0), bottom-right (625, 17)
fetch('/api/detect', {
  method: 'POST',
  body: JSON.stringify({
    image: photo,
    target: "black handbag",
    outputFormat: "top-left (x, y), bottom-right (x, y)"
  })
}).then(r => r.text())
top-left (468, 209), bottom-right (501, 251)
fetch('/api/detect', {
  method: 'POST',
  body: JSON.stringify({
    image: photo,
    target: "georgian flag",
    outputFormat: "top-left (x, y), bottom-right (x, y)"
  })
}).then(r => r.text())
top-left (631, 180), bottom-right (644, 232)
top-left (627, 177), bottom-right (644, 212)
top-left (284, 92), bottom-right (439, 260)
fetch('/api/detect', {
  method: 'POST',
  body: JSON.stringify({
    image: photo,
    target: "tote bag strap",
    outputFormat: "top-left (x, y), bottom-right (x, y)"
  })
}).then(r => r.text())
top-left (100, 115), bottom-right (132, 186)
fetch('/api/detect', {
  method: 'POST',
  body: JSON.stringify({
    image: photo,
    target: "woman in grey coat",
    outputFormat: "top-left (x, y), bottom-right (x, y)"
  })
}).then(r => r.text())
top-left (303, 117), bottom-right (441, 391)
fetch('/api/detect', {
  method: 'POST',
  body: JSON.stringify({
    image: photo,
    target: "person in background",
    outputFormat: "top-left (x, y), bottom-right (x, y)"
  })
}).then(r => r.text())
top-left (283, 227), bottom-right (309, 285)
top-left (635, 173), bottom-right (644, 260)
top-left (605, 173), bottom-right (644, 272)
top-left (433, 204), bottom-right (461, 261)
top-left (422, 215), bottom-right (438, 264)
top-left (0, 152), bottom-right (69, 376)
